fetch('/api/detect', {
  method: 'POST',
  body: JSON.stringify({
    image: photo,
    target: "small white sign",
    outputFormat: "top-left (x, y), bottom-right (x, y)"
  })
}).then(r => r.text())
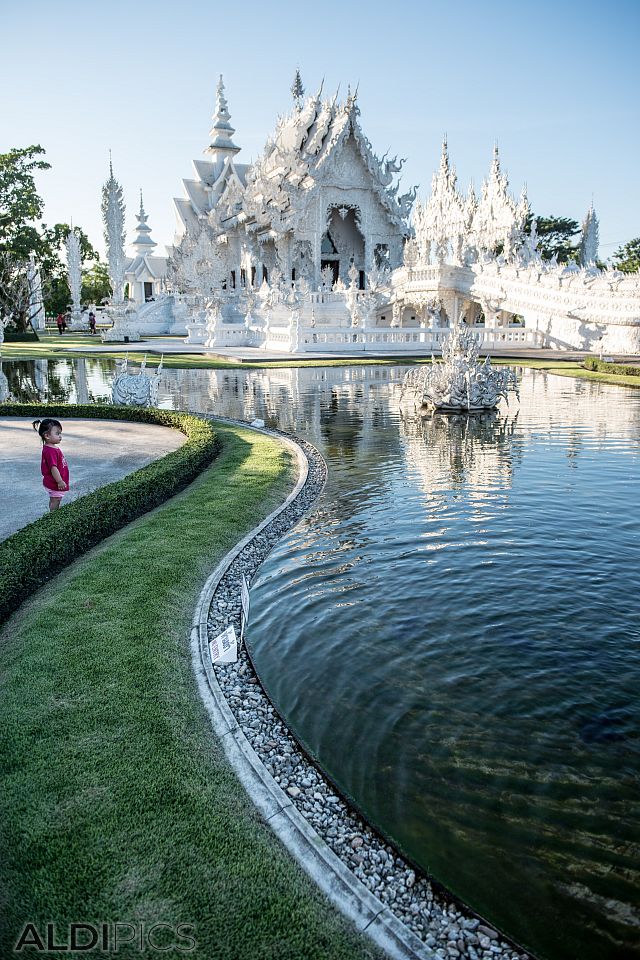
top-left (209, 624), bottom-right (238, 664)
top-left (250, 418), bottom-right (265, 428)
top-left (240, 575), bottom-right (250, 620)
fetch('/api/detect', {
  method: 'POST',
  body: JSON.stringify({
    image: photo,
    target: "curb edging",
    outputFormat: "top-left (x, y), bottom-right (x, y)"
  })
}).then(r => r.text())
top-left (190, 418), bottom-right (434, 960)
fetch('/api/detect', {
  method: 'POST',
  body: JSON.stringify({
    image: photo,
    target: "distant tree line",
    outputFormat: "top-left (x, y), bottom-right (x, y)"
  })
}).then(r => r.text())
top-left (0, 145), bottom-right (111, 332)
top-left (521, 213), bottom-right (639, 272)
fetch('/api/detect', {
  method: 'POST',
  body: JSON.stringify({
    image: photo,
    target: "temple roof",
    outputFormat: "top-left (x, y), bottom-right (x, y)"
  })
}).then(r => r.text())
top-left (241, 88), bottom-right (415, 234)
top-left (124, 253), bottom-right (166, 280)
top-left (173, 79), bottom-right (416, 241)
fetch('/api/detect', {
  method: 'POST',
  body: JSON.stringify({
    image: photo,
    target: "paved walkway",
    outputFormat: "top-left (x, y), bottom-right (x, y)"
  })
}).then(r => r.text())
top-left (0, 418), bottom-right (186, 540)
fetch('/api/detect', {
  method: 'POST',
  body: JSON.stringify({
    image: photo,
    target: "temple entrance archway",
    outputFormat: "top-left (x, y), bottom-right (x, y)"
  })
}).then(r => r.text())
top-left (321, 205), bottom-right (365, 287)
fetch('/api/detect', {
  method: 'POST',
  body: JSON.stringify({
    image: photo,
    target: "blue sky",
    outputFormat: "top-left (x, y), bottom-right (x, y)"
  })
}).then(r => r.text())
top-left (2, 0), bottom-right (638, 259)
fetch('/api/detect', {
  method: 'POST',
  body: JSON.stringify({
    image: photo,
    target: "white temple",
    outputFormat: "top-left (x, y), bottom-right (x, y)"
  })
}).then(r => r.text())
top-left (104, 74), bottom-right (640, 355)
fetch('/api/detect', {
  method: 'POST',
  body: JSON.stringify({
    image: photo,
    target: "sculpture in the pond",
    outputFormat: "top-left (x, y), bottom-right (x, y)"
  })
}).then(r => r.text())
top-left (401, 325), bottom-right (518, 412)
top-left (111, 355), bottom-right (163, 407)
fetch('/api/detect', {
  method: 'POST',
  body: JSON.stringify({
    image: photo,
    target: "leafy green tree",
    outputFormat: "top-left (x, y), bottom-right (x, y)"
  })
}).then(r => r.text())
top-left (0, 145), bottom-right (103, 326)
top-left (525, 214), bottom-right (580, 262)
top-left (82, 261), bottom-right (111, 305)
top-left (611, 238), bottom-right (640, 273)
top-left (0, 145), bottom-right (50, 258)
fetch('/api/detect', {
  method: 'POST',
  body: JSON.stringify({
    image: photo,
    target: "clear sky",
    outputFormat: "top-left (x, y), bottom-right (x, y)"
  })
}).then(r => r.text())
top-left (2, 0), bottom-right (638, 260)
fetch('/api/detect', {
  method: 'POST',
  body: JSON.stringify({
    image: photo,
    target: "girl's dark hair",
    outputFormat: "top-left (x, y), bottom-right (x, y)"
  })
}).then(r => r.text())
top-left (32, 418), bottom-right (62, 442)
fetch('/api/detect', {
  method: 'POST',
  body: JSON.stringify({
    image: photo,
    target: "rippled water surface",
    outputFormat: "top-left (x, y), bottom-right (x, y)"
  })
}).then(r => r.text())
top-left (6, 358), bottom-right (640, 960)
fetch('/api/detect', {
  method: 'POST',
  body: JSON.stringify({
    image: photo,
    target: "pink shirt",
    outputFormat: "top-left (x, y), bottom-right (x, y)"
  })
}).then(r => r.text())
top-left (41, 444), bottom-right (70, 491)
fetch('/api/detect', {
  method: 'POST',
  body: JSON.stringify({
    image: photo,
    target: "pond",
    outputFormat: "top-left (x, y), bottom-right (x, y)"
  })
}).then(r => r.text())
top-left (4, 357), bottom-right (640, 960)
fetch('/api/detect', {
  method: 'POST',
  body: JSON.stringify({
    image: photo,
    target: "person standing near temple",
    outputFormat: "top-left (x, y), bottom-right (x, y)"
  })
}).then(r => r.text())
top-left (32, 417), bottom-right (70, 512)
top-left (88, 310), bottom-right (97, 335)
top-left (56, 312), bottom-right (65, 335)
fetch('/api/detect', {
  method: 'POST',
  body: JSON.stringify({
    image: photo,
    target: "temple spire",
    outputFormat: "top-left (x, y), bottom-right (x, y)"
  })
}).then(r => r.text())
top-left (439, 135), bottom-right (450, 175)
top-left (580, 202), bottom-right (599, 266)
top-left (101, 158), bottom-right (126, 305)
top-left (206, 75), bottom-right (241, 161)
top-left (131, 190), bottom-right (157, 255)
top-left (491, 141), bottom-right (501, 176)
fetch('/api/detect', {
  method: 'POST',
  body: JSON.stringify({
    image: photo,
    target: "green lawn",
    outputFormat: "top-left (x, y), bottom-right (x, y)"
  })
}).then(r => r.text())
top-left (2, 332), bottom-right (425, 370)
top-left (0, 423), bottom-right (383, 960)
top-left (4, 331), bottom-right (640, 386)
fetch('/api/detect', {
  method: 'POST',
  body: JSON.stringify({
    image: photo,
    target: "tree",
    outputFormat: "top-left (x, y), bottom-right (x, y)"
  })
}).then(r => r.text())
top-left (82, 261), bottom-right (112, 305)
top-left (611, 238), bottom-right (640, 273)
top-left (525, 214), bottom-right (580, 262)
top-left (0, 146), bottom-right (103, 328)
top-left (0, 145), bottom-right (50, 258)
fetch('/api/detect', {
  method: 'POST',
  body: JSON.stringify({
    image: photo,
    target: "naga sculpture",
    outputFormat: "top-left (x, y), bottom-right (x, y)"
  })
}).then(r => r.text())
top-left (111, 355), bottom-right (163, 407)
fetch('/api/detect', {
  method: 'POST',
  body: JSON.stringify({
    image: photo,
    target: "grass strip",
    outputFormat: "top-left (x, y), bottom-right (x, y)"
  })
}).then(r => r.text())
top-left (0, 404), bottom-right (219, 624)
top-left (0, 423), bottom-right (383, 960)
top-left (4, 333), bottom-right (640, 386)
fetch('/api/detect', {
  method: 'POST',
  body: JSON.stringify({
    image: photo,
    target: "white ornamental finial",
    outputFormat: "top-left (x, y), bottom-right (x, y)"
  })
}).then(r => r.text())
top-left (207, 74), bottom-right (240, 158)
top-left (65, 229), bottom-right (83, 320)
top-left (131, 188), bottom-right (156, 254)
top-left (439, 134), bottom-right (450, 175)
top-left (216, 75), bottom-right (229, 117)
top-left (101, 158), bottom-right (126, 305)
top-left (580, 203), bottom-right (600, 266)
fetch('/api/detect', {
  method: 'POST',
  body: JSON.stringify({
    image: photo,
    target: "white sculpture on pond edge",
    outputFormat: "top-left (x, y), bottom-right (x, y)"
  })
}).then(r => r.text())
top-left (111, 354), bottom-right (163, 407)
top-left (401, 324), bottom-right (519, 412)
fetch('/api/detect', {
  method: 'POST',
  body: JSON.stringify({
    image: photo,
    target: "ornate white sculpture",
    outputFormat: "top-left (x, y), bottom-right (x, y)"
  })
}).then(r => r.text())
top-left (401, 325), bottom-right (519, 411)
top-left (0, 362), bottom-right (11, 403)
top-left (167, 225), bottom-right (227, 299)
top-left (27, 255), bottom-right (46, 330)
top-left (101, 159), bottom-right (126, 305)
top-left (580, 204), bottom-right (599, 266)
top-left (111, 354), bottom-right (163, 407)
top-left (65, 230), bottom-right (83, 327)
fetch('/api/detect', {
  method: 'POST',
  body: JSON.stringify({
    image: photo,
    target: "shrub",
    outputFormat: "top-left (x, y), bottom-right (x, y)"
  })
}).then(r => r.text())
top-left (3, 328), bottom-right (39, 342)
top-left (583, 356), bottom-right (640, 377)
top-left (0, 404), bottom-right (219, 623)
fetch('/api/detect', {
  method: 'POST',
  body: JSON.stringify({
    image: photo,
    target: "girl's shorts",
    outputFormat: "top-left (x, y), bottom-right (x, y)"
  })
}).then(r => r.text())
top-left (44, 485), bottom-right (66, 499)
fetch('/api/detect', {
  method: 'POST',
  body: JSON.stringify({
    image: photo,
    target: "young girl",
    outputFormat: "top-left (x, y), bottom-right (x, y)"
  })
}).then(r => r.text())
top-left (33, 418), bottom-right (70, 512)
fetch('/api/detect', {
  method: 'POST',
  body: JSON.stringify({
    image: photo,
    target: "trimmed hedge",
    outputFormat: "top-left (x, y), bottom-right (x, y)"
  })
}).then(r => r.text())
top-left (0, 404), bottom-right (219, 623)
top-left (2, 329), bottom-right (40, 342)
top-left (583, 356), bottom-right (640, 377)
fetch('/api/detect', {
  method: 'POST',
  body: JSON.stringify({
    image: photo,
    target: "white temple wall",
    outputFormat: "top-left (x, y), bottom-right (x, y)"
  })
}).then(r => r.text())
top-left (531, 314), bottom-right (640, 353)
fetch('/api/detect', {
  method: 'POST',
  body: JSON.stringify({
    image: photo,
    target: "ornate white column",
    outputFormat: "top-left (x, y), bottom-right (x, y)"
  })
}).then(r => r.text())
top-left (65, 230), bottom-right (84, 328)
top-left (101, 159), bottom-right (126, 306)
top-left (27, 255), bottom-right (46, 330)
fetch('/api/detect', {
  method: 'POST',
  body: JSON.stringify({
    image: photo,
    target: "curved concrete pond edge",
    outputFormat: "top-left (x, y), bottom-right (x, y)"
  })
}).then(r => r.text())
top-left (190, 417), bottom-right (529, 960)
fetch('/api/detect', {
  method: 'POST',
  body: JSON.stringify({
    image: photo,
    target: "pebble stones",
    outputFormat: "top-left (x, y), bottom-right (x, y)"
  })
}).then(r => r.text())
top-left (206, 423), bottom-right (530, 960)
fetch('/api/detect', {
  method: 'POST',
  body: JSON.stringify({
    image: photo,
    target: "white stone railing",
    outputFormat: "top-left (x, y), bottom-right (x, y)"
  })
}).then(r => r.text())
top-left (204, 319), bottom-right (540, 354)
top-left (298, 325), bottom-right (539, 353)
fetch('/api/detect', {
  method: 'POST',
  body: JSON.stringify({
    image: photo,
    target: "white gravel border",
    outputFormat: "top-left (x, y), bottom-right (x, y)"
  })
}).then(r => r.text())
top-left (190, 417), bottom-right (531, 960)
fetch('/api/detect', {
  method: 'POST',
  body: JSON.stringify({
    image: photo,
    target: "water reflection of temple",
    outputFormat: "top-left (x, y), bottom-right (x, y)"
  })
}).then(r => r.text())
top-left (3, 360), bottom-right (640, 466)
top-left (160, 364), bottom-right (406, 454)
top-left (398, 407), bottom-right (521, 501)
